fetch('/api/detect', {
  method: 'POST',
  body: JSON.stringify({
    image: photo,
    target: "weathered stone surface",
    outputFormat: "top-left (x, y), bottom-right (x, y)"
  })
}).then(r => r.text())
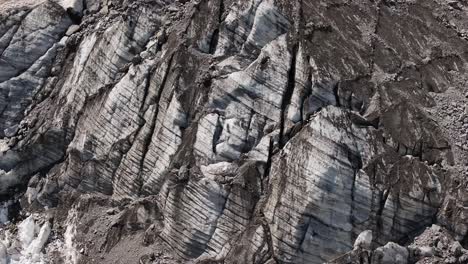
top-left (0, 0), bottom-right (467, 263)
top-left (354, 230), bottom-right (373, 250)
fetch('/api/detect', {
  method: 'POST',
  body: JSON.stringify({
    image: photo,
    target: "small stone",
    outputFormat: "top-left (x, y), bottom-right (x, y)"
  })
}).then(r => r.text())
top-left (177, 165), bottom-right (189, 181)
top-left (51, 66), bottom-right (60, 76)
top-left (156, 29), bottom-right (167, 44)
top-left (109, 10), bottom-right (119, 17)
top-left (106, 208), bottom-right (118, 215)
top-left (354, 230), bottom-right (373, 250)
top-left (4, 125), bottom-right (18, 137)
top-left (140, 51), bottom-right (150, 59)
top-left (66, 25), bottom-right (80, 36)
top-left (459, 254), bottom-right (468, 263)
top-left (450, 241), bottom-right (462, 257)
top-left (444, 256), bottom-right (457, 263)
top-left (417, 246), bottom-right (434, 258)
top-left (59, 36), bottom-right (69, 46)
top-left (100, 5), bottom-right (109, 15)
top-left (167, 6), bottom-right (178, 13)
top-left (18, 121), bottom-right (27, 129)
top-left (132, 55), bottom-right (142, 65)
top-left (437, 241), bottom-right (446, 250)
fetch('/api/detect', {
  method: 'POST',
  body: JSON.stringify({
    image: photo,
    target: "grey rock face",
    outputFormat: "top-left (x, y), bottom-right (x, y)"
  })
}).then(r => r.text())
top-left (0, 0), bottom-right (467, 263)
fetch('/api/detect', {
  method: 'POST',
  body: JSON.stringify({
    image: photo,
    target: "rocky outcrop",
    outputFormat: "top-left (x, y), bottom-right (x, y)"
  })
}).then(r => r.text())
top-left (0, 0), bottom-right (467, 263)
top-left (329, 225), bottom-right (468, 264)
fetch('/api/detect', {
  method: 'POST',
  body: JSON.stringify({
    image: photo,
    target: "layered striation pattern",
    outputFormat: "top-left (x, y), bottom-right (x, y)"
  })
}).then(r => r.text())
top-left (0, 0), bottom-right (467, 263)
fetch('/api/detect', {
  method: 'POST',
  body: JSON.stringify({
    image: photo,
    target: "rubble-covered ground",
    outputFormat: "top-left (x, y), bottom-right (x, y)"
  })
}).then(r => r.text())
top-left (330, 225), bottom-right (468, 264)
top-left (0, 0), bottom-right (467, 263)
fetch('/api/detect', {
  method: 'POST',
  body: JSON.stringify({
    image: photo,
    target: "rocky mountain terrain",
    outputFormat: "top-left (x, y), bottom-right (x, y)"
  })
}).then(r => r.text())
top-left (0, 0), bottom-right (467, 263)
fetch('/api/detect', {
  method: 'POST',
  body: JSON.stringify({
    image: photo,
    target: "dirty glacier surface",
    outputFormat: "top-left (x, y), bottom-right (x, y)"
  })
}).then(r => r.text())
top-left (0, 0), bottom-right (468, 263)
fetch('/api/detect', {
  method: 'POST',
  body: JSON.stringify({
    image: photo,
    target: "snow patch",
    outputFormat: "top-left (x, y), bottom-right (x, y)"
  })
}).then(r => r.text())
top-left (0, 139), bottom-right (9, 152)
top-left (1, 215), bottom-right (52, 264)
top-left (57, 0), bottom-right (83, 14)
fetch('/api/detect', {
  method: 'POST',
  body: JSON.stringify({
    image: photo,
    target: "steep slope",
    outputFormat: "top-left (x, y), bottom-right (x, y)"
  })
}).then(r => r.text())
top-left (0, 0), bottom-right (467, 263)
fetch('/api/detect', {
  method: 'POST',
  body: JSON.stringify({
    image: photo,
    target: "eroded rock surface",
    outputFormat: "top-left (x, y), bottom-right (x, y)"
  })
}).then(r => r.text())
top-left (0, 0), bottom-right (467, 263)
